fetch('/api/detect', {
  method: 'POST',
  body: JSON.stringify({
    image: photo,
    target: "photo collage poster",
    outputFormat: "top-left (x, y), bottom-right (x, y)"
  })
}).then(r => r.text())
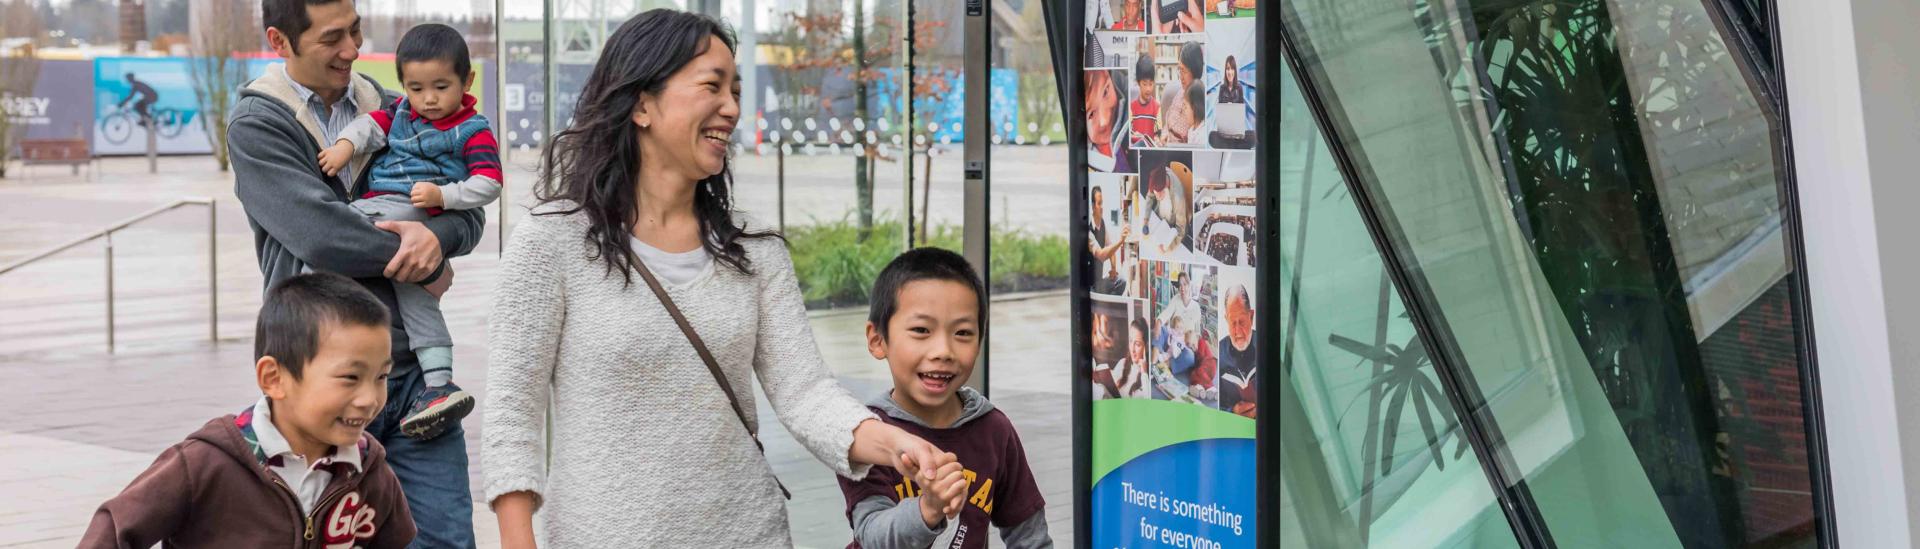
top-left (1084, 0), bottom-right (1259, 547)
top-left (1085, 0), bottom-right (1258, 417)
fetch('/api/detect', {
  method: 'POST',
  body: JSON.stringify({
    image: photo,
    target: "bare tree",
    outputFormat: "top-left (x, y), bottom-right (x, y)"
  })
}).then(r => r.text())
top-left (0, 0), bottom-right (45, 179)
top-left (187, 0), bottom-right (256, 171)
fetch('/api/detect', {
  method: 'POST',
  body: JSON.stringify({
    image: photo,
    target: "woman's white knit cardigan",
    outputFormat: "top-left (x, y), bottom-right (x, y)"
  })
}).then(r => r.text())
top-left (483, 206), bottom-right (876, 547)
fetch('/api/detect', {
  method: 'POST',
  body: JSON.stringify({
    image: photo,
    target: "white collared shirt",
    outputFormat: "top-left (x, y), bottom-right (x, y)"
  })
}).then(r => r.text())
top-left (250, 396), bottom-right (363, 514)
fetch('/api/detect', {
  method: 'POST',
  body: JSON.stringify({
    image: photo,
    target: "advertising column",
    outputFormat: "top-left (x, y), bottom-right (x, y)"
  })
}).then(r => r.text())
top-left (1078, 0), bottom-right (1260, 546)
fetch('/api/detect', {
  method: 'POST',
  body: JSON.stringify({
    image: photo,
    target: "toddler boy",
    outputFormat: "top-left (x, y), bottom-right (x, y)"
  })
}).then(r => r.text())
top-left (315, 23), bottom-right (502, 440)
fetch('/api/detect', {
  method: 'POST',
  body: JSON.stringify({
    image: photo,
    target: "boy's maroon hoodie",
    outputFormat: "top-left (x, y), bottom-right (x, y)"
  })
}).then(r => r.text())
top-left (80, 412), bottom-right (415, 548)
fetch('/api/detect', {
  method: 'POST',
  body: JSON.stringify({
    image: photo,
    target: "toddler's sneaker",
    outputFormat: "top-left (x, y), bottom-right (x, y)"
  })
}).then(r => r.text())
top-left (400, 382), bottom-right (474, 440)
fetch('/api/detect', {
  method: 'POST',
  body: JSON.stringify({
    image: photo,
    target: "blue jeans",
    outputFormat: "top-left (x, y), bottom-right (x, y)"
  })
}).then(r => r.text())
top-left (369, 363), bottom-right (476, 548)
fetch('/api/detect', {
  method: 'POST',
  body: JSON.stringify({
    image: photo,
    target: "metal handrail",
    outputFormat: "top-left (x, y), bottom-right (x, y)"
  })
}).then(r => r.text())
top-left (0, 197), bottom-right (219, 353)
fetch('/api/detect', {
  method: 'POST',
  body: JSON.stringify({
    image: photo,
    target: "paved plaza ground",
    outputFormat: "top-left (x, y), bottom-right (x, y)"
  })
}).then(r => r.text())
top-left (0, 150), bottom-right (1075, 548)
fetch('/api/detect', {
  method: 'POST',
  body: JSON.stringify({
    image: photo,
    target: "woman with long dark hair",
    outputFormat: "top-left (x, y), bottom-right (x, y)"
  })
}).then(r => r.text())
top-left (484, 10), bottom-right (958, 547)
top-left (1218, 55), bottom-right (1246, 104)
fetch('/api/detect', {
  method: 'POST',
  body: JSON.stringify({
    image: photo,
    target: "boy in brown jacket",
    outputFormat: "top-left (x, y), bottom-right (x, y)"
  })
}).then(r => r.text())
top-left (81, 273), bottom-right (415, 548)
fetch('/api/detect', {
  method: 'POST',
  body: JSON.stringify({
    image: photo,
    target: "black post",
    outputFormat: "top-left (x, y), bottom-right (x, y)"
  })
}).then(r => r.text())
top-left (1255, 4), bottom-right (1280, 546)
top-left (1050, 0), bottom-right (1090, 546)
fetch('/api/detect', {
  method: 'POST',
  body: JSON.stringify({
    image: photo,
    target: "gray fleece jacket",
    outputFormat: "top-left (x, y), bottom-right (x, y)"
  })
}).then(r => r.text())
top-left (227, 65), bottom-right (485, 368)
top-left (847, 387), bottom-right (1053, 549)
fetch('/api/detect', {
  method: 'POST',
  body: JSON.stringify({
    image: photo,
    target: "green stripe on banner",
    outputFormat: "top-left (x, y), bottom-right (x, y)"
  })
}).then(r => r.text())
top-left (1090, 399), bottom-right (1256, 485)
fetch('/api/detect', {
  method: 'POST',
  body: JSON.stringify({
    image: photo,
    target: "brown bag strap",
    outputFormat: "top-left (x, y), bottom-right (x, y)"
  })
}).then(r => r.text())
top-left (632, 257), bottom-right (792, 500)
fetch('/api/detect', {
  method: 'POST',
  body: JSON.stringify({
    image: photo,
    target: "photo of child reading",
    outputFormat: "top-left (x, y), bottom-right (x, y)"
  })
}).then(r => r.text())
top-left (1092, 297), bottom-right (1151, 400)
top-left (1129, 55), bottom-right (1160, 148)
top-left (1149, 267), bottom-right (1220, 408)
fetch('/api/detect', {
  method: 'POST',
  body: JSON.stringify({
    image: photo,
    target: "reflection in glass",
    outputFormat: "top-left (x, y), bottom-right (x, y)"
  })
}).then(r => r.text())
top-left (1281, 0), bottom-right (1819, 545)
top-left (991, 0), bottom-right (1071, 253)
top-left (497, 0), bottom-right (546, 240)
top-left (1718, 0), bottom-right (1774, 84)
top-left (550, 1), bottom-right (687, 132)
top-left (1272, 58), bottom-right (1519, 549)
top-left (720, 0), bottom-right (912, 309)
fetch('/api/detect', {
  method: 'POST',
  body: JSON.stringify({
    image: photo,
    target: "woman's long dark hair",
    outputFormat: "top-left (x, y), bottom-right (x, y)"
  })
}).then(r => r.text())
top-left (535, 9), bottom-right (777, 285)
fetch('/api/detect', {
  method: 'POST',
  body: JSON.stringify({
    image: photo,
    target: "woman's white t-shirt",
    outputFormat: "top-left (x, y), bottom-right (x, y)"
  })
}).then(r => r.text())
top-left (631, 237), bottom-right (714, 288)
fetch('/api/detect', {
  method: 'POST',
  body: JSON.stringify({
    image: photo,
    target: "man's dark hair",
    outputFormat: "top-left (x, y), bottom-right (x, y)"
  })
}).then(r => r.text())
top-left (255, 272), bottom-right (390, 379)
top-left (1134, 54), bottom-right (1155, 85)
top-left (395, 23), bottom-right (471, 83)
top-left (868, 247), bottom-right (987, 341)
top-left (262, 0), bottom-right (345, 55)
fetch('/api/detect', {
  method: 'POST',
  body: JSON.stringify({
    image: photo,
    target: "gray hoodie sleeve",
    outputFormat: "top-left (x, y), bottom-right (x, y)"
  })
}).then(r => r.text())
top-left (851, 495), bottom-right (943, 549)
top-left (999, 508), bottom-right (1054, 549)
top-left (229, 103), bottom-right (481, 283)
top-left (336, 113), bottom-right (386, 153)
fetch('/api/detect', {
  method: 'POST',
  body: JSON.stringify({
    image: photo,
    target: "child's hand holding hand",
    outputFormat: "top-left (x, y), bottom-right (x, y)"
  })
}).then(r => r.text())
top-left (318, 140), bottom-right (354, 176)
top-left (915, 454), bottom-right (969, 529)
top-left (411, 182), bottom-right (445, 208)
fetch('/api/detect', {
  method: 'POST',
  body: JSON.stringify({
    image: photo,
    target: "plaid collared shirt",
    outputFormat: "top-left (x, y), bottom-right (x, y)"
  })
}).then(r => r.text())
top-left (280, 65), bottom-right (362, 188)
top-left (239, 396), bottom-right (365, 514)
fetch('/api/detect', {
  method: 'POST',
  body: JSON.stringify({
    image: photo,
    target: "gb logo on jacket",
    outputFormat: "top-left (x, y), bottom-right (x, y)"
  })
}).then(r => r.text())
top-left (324, 491), bottom-right (379, 548)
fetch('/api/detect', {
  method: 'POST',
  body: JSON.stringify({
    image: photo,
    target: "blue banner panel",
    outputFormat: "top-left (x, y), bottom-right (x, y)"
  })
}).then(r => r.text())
top-left (1091, 438), bottom-right (1256, 548)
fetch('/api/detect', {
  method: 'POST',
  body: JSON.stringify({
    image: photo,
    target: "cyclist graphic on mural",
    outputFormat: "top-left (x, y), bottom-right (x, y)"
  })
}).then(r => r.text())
top-left (99, 70), bottom-right (189, 146)
top-left (119, 73), bottom-right (159, 128)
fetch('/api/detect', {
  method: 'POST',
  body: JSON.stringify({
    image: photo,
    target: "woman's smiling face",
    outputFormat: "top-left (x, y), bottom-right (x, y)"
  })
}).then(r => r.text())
top-left (635, 35), bottom-right (742, 181)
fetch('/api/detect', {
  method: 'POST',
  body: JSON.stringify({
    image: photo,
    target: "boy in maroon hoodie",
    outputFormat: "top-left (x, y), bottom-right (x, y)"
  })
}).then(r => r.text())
top-left (81, 273), bottom-right (415, 548)
top-left (838, 248), bottom-right (1052, 548)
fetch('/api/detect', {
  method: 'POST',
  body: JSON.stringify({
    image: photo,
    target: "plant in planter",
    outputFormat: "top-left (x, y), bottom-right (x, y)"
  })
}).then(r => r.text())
top-left (1442, 0), bottom-right (1754, 542)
